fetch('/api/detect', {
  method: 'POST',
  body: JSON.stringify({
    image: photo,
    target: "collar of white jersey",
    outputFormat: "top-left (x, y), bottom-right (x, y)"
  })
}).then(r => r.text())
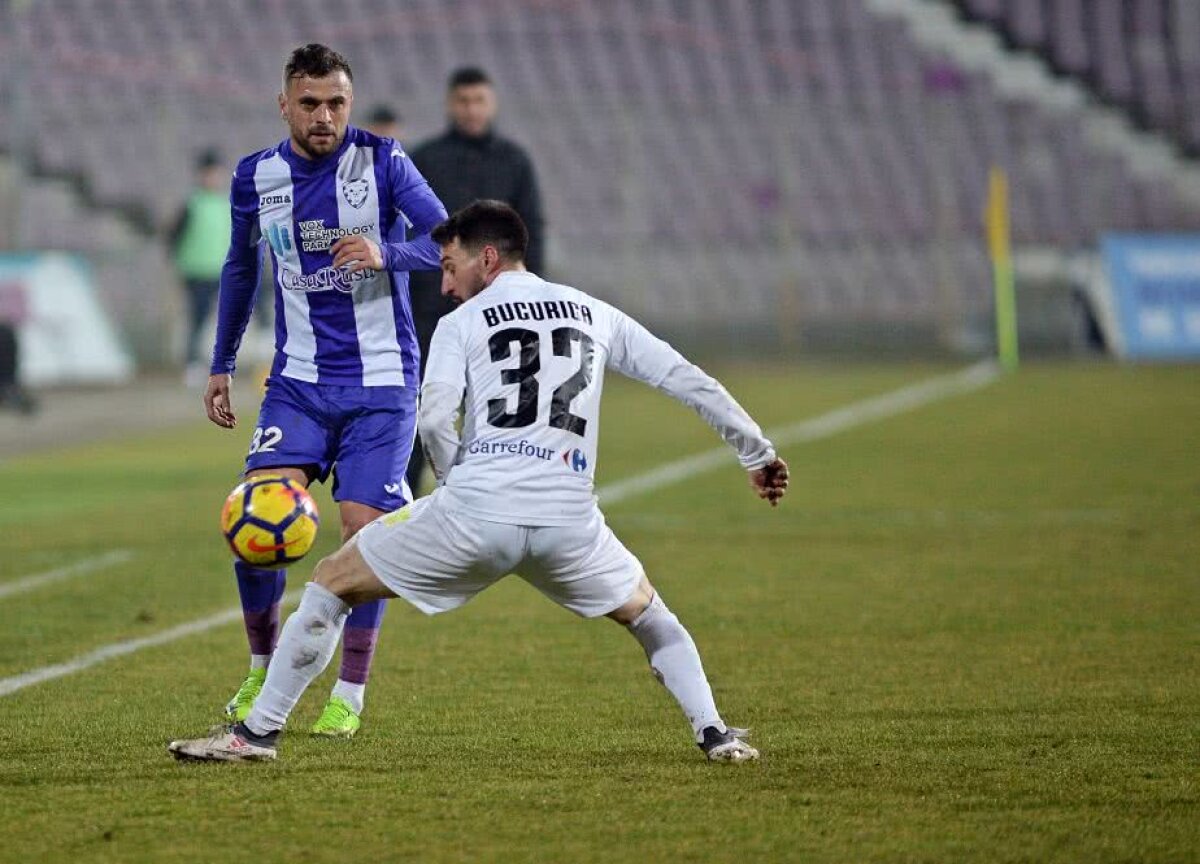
top-left (489, 270), bottom-right (539, 290)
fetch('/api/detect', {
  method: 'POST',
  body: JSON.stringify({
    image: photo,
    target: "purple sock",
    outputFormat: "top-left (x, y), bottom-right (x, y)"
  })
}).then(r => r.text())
top-left (234, 562), bottom-right (287, 657)
top-left (339, 600), bottom-right (386, 684)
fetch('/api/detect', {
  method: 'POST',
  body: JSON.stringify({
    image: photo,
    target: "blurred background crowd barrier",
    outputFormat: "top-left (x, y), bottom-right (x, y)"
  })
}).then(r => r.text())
top-left (2, 0), bottom-right (1200, 385)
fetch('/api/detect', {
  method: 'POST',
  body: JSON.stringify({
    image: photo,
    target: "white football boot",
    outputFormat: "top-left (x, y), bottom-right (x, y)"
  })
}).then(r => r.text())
top-left (698, 726), bottom-right (759, 762)
top-left (168, 724), bottom-right (277, 762)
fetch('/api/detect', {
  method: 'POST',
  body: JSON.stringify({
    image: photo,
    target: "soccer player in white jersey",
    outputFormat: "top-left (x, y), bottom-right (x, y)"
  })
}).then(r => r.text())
top-left (171, 201), bottom-right (789, 764)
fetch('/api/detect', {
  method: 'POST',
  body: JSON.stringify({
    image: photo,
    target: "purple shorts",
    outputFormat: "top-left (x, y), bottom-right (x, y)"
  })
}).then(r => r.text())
top-left (244, 375), bottom-right (417, 512)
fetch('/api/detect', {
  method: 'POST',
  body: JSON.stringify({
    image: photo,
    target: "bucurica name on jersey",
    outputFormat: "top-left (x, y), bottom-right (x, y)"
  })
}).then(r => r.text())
top-left (481, 300), bottom-right (593, 328)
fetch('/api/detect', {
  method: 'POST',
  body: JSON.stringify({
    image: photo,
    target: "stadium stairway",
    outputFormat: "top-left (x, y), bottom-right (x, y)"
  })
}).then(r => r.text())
top-left (869, 0), bottom-right (1200, 208)
top-left (955, 0), bottom-right (1200, 158)
top-left (10, 0), bottom-right (1200, 355)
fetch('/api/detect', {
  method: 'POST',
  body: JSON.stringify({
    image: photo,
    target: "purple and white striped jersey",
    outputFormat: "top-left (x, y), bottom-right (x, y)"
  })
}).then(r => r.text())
top-left (211, 127), bottom-right (447, 387)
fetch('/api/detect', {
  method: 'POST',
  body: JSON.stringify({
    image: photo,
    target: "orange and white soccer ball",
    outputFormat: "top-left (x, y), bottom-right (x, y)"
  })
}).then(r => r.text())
top-left (220, 475), bottom-right (320, 568)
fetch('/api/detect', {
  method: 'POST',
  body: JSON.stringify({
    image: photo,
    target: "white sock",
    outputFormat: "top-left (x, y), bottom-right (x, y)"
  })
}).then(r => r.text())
top-left (244, 583), bottom-right (348, 736)
top-left (626, 593), bottom-right (725, 742)
top-left (331, 679), bottom-right (365, 714)
top-left (249, 654), bottom-right (271, 671)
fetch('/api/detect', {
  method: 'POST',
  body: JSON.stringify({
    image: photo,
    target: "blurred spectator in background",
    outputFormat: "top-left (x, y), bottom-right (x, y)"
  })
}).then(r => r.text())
top-left (169, 148), bottom-right (232, 386)
top-left (406, 66), bottom-right (545, 494)
top-left (0, 290), bottom-right (36, 414)
top-left (364, 103), bottom-right (404, 143)
top-left (0, 322), bottom-right (33, 414)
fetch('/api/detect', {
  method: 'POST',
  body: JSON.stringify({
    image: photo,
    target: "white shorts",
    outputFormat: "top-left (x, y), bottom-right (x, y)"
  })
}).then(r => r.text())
top-left (353, 489), bottom-right (644, 618)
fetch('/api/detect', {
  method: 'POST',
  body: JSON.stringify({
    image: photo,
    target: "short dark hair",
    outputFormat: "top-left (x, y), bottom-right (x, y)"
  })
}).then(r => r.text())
top-left (431, 200), bottom-right (528, 262)
top-left (448, 66), bottom-right (491, 90)
top-left (284, 44), bottom-right (353, 86)
top-left (366, 104), bottom-right (399, 126)
top-left (196, 147), bottom-right (222, 171)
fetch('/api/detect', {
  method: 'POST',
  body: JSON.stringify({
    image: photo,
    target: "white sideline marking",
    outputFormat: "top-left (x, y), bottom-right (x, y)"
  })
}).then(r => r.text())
top-left (0, 549), bottom-right (134, 601)
top-left (0, 591), bottom-right (299, 698)
top-left (0, 362), bottom-right (999, 698)
top-left (600, 360), bottom-right (1000, 505)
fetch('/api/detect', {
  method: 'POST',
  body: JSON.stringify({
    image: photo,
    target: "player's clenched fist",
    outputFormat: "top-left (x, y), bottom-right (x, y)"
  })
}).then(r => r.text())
top-left (331, 235), bottom-right (384, 273)
top-left (749, 457), bottom-right (789, 506)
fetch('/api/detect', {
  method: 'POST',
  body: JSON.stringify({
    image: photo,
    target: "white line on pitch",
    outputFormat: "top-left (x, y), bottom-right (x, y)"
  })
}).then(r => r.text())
top-left (0, 362), bottom-right (1000, 698)
top-left (599, 360), bottom-right (999, 505)
top-left (0, 549), bottom-right (134, 601)
top-left (0, 590), bottom-right (301, 698)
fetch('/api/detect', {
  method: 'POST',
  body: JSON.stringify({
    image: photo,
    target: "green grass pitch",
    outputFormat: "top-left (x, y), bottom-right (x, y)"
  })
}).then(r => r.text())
top-left (0, 362), bottom-right (1196, 863)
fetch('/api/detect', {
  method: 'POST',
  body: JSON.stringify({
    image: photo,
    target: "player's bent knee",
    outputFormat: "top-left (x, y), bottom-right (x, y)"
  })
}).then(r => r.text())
top-left (607, 575), bottom-right (656, 626)
top-left (338, 514), bottom-right (374, 542)
top-left (246, 465), bottom-right (310, 487)
top-left (338, 502), bottom-right (385, 542)
top-left (310, 554), bottom-right (342, 591)
top-left (311, 545), bottom-right (391, 607)
top-left (310, 547), bottom-right (360, 594)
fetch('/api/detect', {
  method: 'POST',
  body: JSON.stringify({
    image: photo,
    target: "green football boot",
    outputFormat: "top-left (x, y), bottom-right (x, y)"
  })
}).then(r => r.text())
top-left (310, 696), bottom-right (362, 738)
top-left (223, 668), bottom-right (266, 722)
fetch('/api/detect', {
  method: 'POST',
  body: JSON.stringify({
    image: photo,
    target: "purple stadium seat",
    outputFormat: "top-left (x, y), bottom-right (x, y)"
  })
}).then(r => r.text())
top-left (11, 0), bottom-right (1199, 332)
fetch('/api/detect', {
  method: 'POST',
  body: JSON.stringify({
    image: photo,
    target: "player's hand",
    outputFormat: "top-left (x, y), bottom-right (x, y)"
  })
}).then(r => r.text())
top-left (204, 374), bottom-right (237, 429)
top-left (331, 235), bottom-right (384, 273)
top-left (749, 457), bottom-right (789, 507)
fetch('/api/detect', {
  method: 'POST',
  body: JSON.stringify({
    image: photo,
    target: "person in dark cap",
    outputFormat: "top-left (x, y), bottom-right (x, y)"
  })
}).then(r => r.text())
top-left (363, 103), bottom-right (403, 142)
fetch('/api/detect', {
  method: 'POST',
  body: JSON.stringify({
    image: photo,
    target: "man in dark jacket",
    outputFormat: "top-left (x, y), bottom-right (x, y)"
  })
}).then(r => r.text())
top-left (407, 66), bottom-right (545, 493)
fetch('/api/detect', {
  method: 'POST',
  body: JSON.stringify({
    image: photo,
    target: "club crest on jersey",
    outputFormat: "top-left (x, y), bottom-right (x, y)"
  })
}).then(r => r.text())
top-left (341, 179), bottom-right (369, 209)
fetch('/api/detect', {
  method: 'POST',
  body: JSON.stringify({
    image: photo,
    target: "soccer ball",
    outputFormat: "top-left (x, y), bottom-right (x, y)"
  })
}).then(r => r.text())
top-left (220, 475), bottom-right (320, 568)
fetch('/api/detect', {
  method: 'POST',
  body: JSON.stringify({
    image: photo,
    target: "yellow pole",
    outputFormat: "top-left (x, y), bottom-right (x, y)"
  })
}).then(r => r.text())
top-left (985, 167), bottom-right (1019, 371)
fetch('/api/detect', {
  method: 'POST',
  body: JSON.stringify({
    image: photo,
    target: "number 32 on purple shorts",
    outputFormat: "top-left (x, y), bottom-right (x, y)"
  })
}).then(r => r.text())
top-left (243, 375), bottom-right (417, 512)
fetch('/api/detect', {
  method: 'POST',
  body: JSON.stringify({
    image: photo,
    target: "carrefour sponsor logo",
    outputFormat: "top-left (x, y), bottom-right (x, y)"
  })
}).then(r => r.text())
top-left (561, 448), bottom-right (588, 472)
top-left (281, 265), bottom-right (374, 294)
top-left (298, 219), bottom-right (376, 253)
top-left (466, 438), bottom-right (555, 461)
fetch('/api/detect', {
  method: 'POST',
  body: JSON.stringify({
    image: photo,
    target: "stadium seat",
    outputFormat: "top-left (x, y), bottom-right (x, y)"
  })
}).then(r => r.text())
top-left (11, 0), bottom-right (1200, 333)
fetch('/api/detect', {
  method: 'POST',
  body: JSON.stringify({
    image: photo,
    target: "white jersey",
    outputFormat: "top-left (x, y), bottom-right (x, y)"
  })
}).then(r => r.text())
top-left (419, 271), bottom-right (776, 526)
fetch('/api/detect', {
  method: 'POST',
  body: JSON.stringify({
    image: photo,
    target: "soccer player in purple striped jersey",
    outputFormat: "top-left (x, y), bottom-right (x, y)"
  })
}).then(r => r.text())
top-left (202, 44), bottom-right (447, 737)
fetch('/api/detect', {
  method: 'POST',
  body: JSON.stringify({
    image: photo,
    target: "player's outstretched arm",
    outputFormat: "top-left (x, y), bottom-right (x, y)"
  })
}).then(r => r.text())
top-left (750, 457), bottom-right (789, 507)
top-left (375, 141), bottom-right (449, 273)
top-left (607, 310), bottom-right (782, 500)
top-left (204, 373), bottom-right (236, 429)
